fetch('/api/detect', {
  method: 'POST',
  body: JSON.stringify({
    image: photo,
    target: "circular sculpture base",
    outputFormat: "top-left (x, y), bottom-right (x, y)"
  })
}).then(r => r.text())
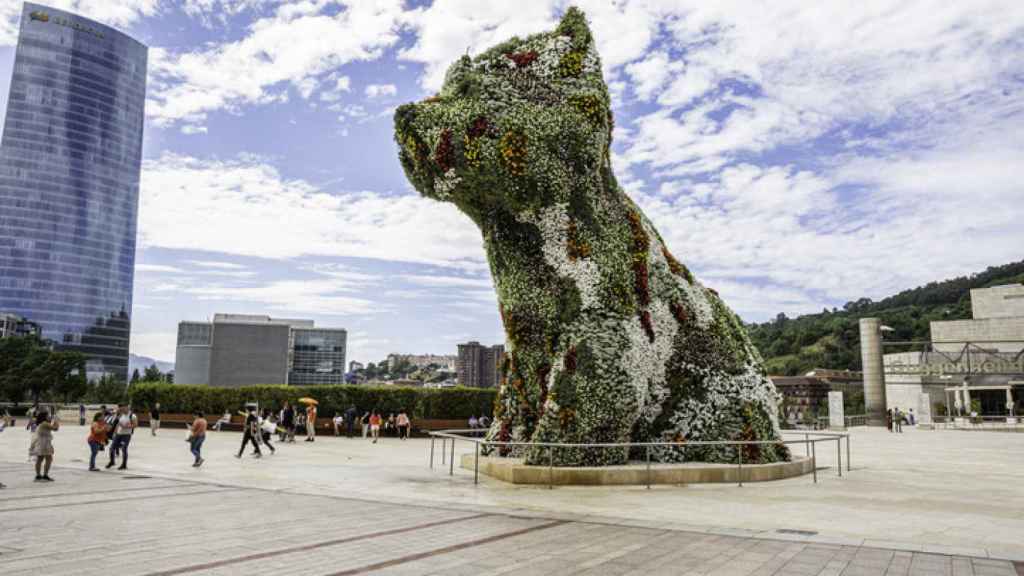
top-left (461, 454), bottom-right (814, 485)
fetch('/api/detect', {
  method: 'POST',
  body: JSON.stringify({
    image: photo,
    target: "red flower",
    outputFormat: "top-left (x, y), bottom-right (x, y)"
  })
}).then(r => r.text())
top-left (506, 50), bottom-right (538, 68)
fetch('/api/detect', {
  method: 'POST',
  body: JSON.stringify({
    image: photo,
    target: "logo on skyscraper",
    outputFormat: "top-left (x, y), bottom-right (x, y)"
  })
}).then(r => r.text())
top-left (29, 11), bottom-right (49, 22)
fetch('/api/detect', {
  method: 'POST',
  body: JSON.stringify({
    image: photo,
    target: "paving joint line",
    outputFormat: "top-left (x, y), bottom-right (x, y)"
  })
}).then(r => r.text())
top-left (326, 520), bottom-right (570, 576)
top-left (0, 481), bottom-right (203, 502)
top-left (0, 487), bottom-right (236, 513)
top-left (141, 512), bottom-right (493, 576)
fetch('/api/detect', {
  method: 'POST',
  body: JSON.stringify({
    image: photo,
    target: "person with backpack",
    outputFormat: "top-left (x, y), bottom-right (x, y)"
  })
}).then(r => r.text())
top-left (235, 407), bottom-right (262, 459)
top-left (106, 404), bottom-right (137, 470)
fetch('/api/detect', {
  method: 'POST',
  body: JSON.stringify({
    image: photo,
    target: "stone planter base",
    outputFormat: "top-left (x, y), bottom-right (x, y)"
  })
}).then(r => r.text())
top-left (460, 454), bottom-right (814, 485)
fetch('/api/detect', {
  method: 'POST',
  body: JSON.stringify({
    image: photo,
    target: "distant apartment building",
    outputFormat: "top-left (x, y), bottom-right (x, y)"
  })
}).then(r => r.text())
top-left (175, 314), bottom-right (346, 387)
top-left (387, 353), bottom-right (457, 371)
top-left (349, 360), bottom-right (365, 372)
top-left (456, 341), bottom-right (505, 388)
top-left (0, 313), bottom-right (41, 338)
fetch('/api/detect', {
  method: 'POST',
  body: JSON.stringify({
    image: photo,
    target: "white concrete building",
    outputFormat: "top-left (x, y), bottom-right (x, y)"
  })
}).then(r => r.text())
top-left (882, 285), bottom-right (1024, 417)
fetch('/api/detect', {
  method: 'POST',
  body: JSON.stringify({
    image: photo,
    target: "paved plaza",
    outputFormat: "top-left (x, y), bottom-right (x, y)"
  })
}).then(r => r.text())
top-left (1, 425), bottom-right (1022, 575)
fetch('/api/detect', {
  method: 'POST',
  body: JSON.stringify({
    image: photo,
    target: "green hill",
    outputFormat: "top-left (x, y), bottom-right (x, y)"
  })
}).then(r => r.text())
top-left (747, 260), bottom-right (1024, 376)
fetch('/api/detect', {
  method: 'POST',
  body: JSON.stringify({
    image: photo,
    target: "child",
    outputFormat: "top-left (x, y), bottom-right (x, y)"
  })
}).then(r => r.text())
top-left (369, 411), bottom-right (382, 444)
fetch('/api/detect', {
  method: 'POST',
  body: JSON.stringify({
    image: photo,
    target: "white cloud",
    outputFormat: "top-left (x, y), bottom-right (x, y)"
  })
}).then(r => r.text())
top-left (138, 153), bottom-right (486, 269)
top-left (187, 260), bottom-right (247, 270)
top-left (364, 83), bottom-right (397, 98)
top-left (0, 0), bottom-right (158, 46)
top-left (130, 332), bottom-right (179, 363)
top-left (319, 75), bottom-right (352, 102)
top-left (136, 264), bottom-right (185, 274)
top-left (147, 0), bottom-right (406, 126)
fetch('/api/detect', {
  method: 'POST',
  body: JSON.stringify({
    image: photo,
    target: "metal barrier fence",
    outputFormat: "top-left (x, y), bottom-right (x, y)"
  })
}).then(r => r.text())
top-left (428, 429), bottom-right (850, 488)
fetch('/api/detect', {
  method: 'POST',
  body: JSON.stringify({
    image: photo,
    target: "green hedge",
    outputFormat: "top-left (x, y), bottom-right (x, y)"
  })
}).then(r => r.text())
top-left (128, 383), bottom-right (496, 420)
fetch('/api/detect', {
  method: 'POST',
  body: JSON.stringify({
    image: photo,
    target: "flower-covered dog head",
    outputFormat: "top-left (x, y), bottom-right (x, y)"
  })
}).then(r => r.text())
top-left (394, 8), bottom-right (612, 224)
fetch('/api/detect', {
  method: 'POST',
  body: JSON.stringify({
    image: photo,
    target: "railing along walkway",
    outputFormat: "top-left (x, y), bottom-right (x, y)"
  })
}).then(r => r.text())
top-left (427, 429), bottom-right (851, 488)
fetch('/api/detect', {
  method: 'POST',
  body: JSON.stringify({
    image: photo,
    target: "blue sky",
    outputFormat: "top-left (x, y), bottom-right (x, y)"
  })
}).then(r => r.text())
top-left (1, 1), bottom-right (1022, 365)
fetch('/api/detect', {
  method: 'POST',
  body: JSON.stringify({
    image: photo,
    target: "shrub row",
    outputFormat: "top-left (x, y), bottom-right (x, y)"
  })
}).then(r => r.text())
top-left (127, 383), bottom-right (497, 420)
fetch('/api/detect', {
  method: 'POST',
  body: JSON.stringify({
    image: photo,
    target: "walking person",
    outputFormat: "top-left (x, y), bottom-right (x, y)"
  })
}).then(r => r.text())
top-left (282, 402), bottom-right (295, 443)
top-left (106, 405), bottom-right (137, 470)
top-left (894, 407), bottom-right (903, 433)
top-left (30, 410), bottom-right (60, 481)
top-left (344, 405), bottom-right (358, 438)
top-left (150, 403), bottom-right (162, 436)
top-left (360, 411), bottom-right (370, 438)
top-left (87, 412), bottom-right (107, 471)
top-left (188, 412), bottom-right (207, 467)
top-left (386, 413), bottom-right (396, 437)
top-left (369, 411), bottom-right (382, 444)
top-left (396, 411), bottom-right (410, 440)
top-left (260, 410), bottom-right (277, 454)
top-left (78, 403), bottom-right (86, 426)
top-left (235, 407), bottom-right (262, 459)
top-left (886, 408), bottom-right (893, 432)
top-left (305, 402), bottom-right (317, 442)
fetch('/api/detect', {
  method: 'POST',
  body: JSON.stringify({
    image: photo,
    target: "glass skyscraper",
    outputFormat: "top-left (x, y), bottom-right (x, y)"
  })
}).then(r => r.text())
top-left (0, 3), bottom-right (147, 380)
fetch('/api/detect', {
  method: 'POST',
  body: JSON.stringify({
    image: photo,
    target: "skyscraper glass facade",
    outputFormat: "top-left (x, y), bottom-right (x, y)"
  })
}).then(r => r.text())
top-left (0, 3), bottom-right (147, 380)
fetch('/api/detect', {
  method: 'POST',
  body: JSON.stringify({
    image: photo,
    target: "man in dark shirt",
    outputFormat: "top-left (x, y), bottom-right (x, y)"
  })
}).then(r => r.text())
top-left (150, 403), bottom-right (161, 436)
top-left (235, 407), bottom-right (262, 459)
top-left (282, 402), bottom-right (295, 443)
top-left (343, 405), bottom-right (358, 438)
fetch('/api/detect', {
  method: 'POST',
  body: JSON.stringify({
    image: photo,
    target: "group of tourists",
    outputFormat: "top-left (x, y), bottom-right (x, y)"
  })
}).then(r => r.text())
top-left (1, 399), bottom-right (421, 488)
top-left (329, 407), bottom-right (412, 442)
top-left (886, 406), bottom-right (915, 432)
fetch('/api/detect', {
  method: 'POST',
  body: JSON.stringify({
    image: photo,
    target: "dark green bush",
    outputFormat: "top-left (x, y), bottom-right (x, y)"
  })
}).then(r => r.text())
top-left (128, 383), bottom-right (496, 420)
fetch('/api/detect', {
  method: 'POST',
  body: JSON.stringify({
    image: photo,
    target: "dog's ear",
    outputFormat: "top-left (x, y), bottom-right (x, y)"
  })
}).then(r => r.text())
top-left (556, 7), bottom-right (593, 48)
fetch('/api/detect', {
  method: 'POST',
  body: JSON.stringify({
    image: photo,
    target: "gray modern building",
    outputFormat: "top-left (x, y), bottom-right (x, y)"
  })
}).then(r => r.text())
top-left (0, 312), bottom-right (41, 338)
top-left (456, 341), bottom-right (505, 388)
top-left (175, 314), bottom-right (347, 387)
top-left (0, 3), bottom-right (147, 381)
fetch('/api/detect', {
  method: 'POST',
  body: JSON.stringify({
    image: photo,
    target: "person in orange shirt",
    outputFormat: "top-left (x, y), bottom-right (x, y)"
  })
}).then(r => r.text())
top-left (87, 412), bottom-right (107, 471)
top-left (305, 404), bottom-right (317, 442)
top-left (369, 411), bottom-right (382, 444)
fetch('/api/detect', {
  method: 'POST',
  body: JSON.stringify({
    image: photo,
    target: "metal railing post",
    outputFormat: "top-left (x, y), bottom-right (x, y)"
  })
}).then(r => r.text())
top-left (548, 446), bottom-right (554, 490)
top-left (441, 437), bottom-right (447, 465)
top-left (811, 440), bottom-right (817, 484)
top-left (449, 436), bottom-right (455, 476)
top-left (737, 444), bottom-right (743, 487)
top-left (836, 437), bottom-right (842, 477)
top-left (474, 442), bottom-right (480, 485)
top-left (804, 433), bottom-right (809, 457)
top-left (846, 434), bottom-right (851, 472)
top-left (430, 435), bottom-right (435, 469)
top-left (646, 445), bottom-right (651, 489)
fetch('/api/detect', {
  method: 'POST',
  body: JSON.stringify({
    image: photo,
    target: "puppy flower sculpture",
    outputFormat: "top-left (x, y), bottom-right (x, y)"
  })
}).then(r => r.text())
top-left (395, 8), bottom-right (787, 466)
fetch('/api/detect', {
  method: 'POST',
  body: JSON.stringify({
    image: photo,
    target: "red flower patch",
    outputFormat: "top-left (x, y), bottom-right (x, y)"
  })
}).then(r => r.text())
top-left (506, 50), bottom-right (538, 68)
top-left (434, 128), bottom-right (454, 172)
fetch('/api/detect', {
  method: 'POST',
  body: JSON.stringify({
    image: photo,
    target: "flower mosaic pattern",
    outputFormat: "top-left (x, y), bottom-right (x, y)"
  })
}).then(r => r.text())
top-left (394, 8), bottom-right (787, 466)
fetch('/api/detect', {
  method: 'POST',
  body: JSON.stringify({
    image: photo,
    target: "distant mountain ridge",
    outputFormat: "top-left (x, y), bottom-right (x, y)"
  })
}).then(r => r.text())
top-left (747, 260), bottom-right (1024, 376)
top-left (129, 353), bottom-right (174, 376)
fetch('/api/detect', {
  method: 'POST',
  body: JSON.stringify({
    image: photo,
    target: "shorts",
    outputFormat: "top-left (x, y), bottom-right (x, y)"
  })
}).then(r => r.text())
top-left (371, 424), bottom-right (380, 432)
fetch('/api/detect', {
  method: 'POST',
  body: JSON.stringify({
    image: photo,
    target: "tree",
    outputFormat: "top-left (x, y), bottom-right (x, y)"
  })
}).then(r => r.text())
top-left (131, 369), bottom-right (141, 384)
top-left (143, 363), bottom-right (163, 382)
top-left (86, 374), bottom-right (126, 404)
top-left (0, 335), bottom-right (48, 402)
top-left (46, 351), bottom-right (87, 402)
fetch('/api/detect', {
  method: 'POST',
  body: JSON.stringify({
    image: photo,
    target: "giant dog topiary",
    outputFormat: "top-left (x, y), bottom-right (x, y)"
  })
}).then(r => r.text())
top-left (394, 8), bottom-right (788, 466)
